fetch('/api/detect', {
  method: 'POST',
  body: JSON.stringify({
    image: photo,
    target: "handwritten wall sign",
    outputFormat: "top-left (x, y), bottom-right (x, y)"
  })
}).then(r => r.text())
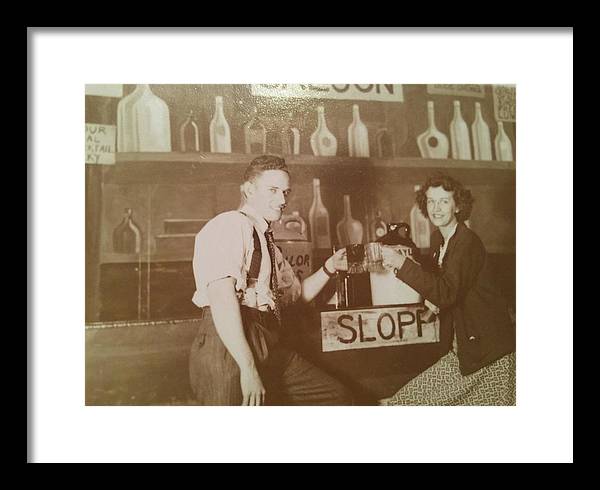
top-left (427, 84), bottom-right (486, 98)
top-left (86, 123), bottom-right (116, 164)
top-left (251, 84), bottom-right (404, 102)
top-left (493, 84), bottom-right (516, 122)
top-left (320, 304), bottom-right (440, 352)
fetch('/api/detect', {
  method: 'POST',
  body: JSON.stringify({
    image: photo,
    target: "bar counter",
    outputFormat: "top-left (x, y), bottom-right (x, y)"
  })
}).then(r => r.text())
top-left (85, 300), bottom-right (443, 406)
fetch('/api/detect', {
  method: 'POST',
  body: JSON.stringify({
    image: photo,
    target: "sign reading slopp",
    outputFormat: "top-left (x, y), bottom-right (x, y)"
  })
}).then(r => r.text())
top-left (321, 304), bottom-right (439, 352)
top-left (251, 84), bottom-right (403, 102)
top-left (86, 123), bottom-right (116, 164)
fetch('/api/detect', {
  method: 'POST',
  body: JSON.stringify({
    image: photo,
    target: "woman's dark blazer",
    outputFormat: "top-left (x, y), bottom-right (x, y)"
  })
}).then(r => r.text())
top-left (396, 222), bottom-right (516, 375)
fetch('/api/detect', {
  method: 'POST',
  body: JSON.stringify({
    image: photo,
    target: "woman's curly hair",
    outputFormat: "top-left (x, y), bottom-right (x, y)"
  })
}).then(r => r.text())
top-left (415, 172), bottom-right (474, 223)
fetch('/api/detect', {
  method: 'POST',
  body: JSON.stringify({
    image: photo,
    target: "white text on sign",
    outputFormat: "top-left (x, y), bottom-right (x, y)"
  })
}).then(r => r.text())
top-left (251, 84), bottom-right (404, 102)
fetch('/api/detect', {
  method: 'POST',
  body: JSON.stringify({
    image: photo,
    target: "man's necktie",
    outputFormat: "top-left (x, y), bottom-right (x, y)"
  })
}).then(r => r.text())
top-left (264, 228), bottom-right (282, 324)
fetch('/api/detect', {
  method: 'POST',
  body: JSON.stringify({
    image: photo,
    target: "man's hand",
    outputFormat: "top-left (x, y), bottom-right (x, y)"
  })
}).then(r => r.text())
top-left (207, 278), bottom-right (267, 406)
top-left (240, 367), bottom-right (266, 406)
top-left (301, 247), bottom-right (348, 303)
top-left (326, 247), bottom-right (348, 272)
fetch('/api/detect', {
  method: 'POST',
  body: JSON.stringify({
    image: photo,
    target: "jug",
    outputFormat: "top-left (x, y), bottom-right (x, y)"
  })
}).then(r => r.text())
top-left (369, 222), bottom-right (422, 306)
top-left (272, 212), bottom-right (312, 281)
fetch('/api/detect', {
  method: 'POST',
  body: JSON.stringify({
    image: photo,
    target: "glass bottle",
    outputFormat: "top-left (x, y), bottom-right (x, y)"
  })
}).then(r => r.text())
top-left (449, 100), bottom-right (472, 160)
top-left (410, 185), bottom-right (431, 249)
top-left (494, 120), bottom-right (513, 161)
top-left (416, 101), bottom-right (449, 159)
top-left (336, 195), bottom-right (364, 246)
top-left (337, 273), bottom-right (352, 309)
top-left (471, 102), bottom-right (492, 160)
top-left (243, 106), bottom-right (267, 154)
top-left (117, 85), bottom-right (145, 152)
top-left (330, 247), bottom-right (349, 309)
top-left (280, 112), bottom-right (300, 155)
top-left (130, 84), bottom-right (172, 152)
top-left (347, 104), bottom-right (370, 157)
top-left (209, 96), bottom-right (232, 153)
top-left (375, 127), bottom-right (395, 158)
top-left (372, 209), bottom-right (387, 241)
top-left (179, 110), bottom-right (201, 152)
top-left (308, 178), bottom-right (332, 249)
top-left (112, 208), bottom-right (142, 254)
top-left (310, 105), bottom-right (337, 156)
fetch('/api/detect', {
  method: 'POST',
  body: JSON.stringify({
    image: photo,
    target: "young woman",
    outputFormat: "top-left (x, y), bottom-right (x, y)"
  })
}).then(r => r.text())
top-left (380, 172), bottom-right (516, 405)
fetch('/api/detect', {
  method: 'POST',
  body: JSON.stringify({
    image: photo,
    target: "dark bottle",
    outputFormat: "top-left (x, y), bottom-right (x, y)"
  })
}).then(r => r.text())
top-left (378, 222), bottom-right (421, 263)
top-left (332, 245), bottom-right (352, 309)
top-left (379, 222), bottom-right (412, 245)
top-left (280, 112), bottom-right (301, 155)
top-left (372, 210), bottom-right (387, 241)
top-left (112, 208), bottom-right (142, 254)
top-left (243, 106), bottom-right (267, 154)
top-left (335, 271), bottom-right (349, 309)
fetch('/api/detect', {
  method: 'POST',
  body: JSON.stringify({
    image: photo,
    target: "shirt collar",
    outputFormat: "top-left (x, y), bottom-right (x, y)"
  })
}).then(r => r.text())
top-left (239, 203), bottom-right (270, 234)
top-left (441, 222), bottom-right (459, 245)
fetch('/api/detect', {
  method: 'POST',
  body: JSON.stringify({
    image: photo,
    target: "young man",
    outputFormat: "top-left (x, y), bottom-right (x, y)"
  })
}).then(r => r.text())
top-left (189, 155), bottom-right (351, 406)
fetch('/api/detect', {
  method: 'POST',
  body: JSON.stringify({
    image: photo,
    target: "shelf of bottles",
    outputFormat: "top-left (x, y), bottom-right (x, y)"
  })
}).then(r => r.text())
top-left (113, 88), bottom-right (514, 170)
top-left (107, 91), bottom-right (515, 264)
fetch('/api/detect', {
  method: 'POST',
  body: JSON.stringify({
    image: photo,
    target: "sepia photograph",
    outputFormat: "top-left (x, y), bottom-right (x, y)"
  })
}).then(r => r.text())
top-left (30, 28), bottom-right (572, 463)
top-left (85, 83), bottom-right (517, 407)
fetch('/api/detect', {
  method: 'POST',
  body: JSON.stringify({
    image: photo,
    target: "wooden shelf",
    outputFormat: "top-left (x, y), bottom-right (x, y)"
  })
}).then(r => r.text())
top-left (102, 152), bottom-right (516, 186)
top-left (115, 152), bottom-right (515, 171)
top-left (372, 157), bottom-right (515, 171)
top-left (101, 246), bottom-right (514, 266)
top-left (101, 252), bottom-right (193, 264)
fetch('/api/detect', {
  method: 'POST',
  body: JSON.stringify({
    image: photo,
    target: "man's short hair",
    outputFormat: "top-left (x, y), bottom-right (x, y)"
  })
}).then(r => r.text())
top-left (243, 155), bottom-right (289, 183)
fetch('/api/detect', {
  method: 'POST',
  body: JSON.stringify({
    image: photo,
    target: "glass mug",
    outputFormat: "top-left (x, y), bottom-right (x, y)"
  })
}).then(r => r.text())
top-left (365, 242), bottom-right (385, 273)
top-left (345, 242), bottom-right (388, 274)
top-left (346, 243), bottom-right (365, 274)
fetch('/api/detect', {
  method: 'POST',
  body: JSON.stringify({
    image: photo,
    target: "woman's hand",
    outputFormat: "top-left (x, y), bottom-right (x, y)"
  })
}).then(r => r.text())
top-left (381, 245), bottom-right (406, 271)
top-left (325, 248), bottom-right (348, 273)
top-left (424, 299), bottom-right (440, 315)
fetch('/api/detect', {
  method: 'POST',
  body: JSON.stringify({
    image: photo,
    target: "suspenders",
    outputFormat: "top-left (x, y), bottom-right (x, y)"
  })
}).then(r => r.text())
top-left (239, 211), bottom-right (262, 280)
top-left (239, 211), bottom-right (282, 324)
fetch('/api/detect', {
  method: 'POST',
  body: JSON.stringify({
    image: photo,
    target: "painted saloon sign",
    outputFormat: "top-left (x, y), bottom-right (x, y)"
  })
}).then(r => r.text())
top-left (251, 84), bottom-right (404, 102)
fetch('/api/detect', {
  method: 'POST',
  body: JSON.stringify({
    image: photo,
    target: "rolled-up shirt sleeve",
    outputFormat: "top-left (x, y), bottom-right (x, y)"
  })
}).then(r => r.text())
top-left (192, 212), bottom-right (248, 307)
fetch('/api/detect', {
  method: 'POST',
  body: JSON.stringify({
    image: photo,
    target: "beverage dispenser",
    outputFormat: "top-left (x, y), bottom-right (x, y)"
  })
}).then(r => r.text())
top-left (369, 223), bottom-right (422, 306)
top-left (271, 211), bottom-right (312, 282)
